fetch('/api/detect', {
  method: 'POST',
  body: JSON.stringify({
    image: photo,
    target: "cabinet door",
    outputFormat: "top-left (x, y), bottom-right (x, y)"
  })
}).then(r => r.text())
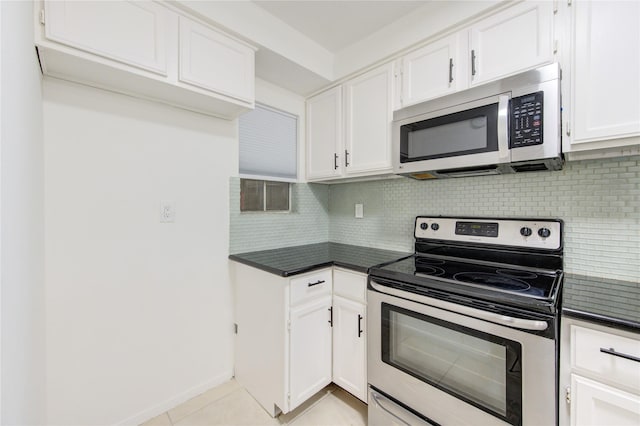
top-left (469, 1), bottom-right (554, 86)
top-left (344, 63), bottom-right (394, 175)
top-left (178, 16), bottom-right (254, 102)
top-left (43, 0), bottom-right (170, 75)
top-left (571, 375), bottom-right (640, 426)
top-left (332, 296), bottom-right (367, 402)
top-left (400, 33), bottom-right (466, 108)
top-left (306, 87), bottom-right (343, 180)
top-left (289, 296), bottom-right (333, 411)
top-left (570, 0), bottom-right (640, 145)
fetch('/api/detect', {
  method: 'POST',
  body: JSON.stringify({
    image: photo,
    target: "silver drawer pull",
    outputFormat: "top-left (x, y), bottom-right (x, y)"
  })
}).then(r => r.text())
top-left (600, 347), bottom-right (640, 363)
top-left (307, 280), bottom-right (325, 287)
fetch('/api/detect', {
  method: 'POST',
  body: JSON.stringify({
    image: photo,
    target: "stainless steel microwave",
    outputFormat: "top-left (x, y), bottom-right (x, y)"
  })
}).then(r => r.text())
top-left (393, 63), bottom-right (563, 179)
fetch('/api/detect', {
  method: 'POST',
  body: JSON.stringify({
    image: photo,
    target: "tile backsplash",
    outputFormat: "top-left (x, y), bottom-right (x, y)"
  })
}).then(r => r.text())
top-left (230, 156), bottom-right (639, 282)
top-left (329, 156), bottom-right (639, 282)
top-left (229, 178), bottom-right (329, 254)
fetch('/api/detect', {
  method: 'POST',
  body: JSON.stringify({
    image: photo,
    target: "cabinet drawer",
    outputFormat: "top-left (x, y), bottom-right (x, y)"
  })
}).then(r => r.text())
top-left (334, 269), bottom-right (366, 303)
top-left (571, 325), bottom-right (640, 391)
top-left (290, 269), bottom-right (332, 306)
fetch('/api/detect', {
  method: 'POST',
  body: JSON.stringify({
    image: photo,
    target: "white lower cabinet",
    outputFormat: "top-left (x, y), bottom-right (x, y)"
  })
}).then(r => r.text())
top-left (332, 295), bottom-right (367, 402)
top-left (571, 375), bottom-right (640, 426)
top-left (233, 262), bottom-right (368, 416)
top-left (289, 295), bottom-right (333, 410)
top-left (560, 317), bottom-right (640, 426)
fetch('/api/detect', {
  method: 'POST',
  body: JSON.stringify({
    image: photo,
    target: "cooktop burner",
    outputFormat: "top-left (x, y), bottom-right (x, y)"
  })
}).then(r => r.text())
top-left (453, 272), bottom-right (531, 292)
top-left (371, 253), bottom-right (560, 301)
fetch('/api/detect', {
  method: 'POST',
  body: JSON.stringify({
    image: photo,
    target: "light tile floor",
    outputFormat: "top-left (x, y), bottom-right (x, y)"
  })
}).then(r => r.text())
top-left (141, 380), bottom-right (367, 426)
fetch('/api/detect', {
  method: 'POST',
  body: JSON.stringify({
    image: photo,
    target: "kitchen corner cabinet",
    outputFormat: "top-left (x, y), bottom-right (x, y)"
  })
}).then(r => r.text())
top-left (561, 0), bottom-right (640, 156)
top-left (306, 63), bottom-right (394, 181)
top-left (35, 0), bottom-right (255, 119)
top-left (559, 317), bottom-right (640, 426)
top-left (332, 269), bottom-right (367, 402)
top-left (233, 263), bottom-right (333, 416)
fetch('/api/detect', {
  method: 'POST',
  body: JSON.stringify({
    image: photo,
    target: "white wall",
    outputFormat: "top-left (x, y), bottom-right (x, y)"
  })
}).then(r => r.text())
top-left (0, 1), bottom-right (46, 424)
top-left (43, 78), bottom-right (237, 425)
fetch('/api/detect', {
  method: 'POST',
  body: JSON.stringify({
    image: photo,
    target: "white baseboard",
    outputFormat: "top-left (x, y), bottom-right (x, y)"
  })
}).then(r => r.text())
top-left (115, 371), bottom-right (234, 426)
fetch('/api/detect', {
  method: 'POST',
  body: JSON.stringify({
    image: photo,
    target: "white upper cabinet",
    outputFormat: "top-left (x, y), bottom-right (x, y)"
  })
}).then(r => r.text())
top-left (306, 63), bottom-right (393, 182)
top-left (469, 1), bottom-right (554, 87)
top-left (395, 2), bottom-right (554, 110)
top-left (43, 1), bottom-right (169, 75)
top-left (178, 17), bottom-right (254, 103)
top-left (306, 86), bottom-right (343, 180)
top-left (343, 63), bottom-right (394, 176)
top-left (36, 0), bottom-right (256, 119)
top-left (400, 33), bottom-right (467, 108)
top-left (564, 0), bottom-right (640, 153)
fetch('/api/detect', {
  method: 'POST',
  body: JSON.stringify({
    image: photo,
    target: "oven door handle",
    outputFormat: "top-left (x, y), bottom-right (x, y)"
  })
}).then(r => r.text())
top-left (370, 389), bottom-right (439, 426)
top-left (370, 281), bottom-right (548, 331)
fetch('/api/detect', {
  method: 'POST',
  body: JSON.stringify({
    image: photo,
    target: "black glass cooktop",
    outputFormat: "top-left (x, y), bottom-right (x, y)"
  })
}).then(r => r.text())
top-left (370, 254), bottom-right (563, 310)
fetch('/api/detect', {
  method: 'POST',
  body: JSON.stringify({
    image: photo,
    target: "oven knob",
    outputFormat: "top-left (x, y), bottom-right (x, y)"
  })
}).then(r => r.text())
top-left (520, 227), bottom-right (532, 237)
top-left (538, 228), bottom-right (551, 238)
top-left (431, 223), bottom-right (440, 231)
top-left (420, 223), bottom-right (428, 230)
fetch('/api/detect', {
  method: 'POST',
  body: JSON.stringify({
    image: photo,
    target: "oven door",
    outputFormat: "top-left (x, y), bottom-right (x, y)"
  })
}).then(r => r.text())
top-left (368, 280), bottom-right (556, 426)
top-left (392, 94), bottom-right (510, 176)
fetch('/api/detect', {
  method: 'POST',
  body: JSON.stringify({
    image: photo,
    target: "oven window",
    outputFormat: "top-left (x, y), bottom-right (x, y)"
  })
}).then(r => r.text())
top-left (400, 103), bottom-right (499, 163)
top-left (381, 303), bottom-right (522, 426)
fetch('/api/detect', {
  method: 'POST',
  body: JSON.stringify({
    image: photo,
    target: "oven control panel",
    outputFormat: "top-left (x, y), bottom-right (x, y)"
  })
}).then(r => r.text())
top-left (415, 217), bottom-right (562, 250)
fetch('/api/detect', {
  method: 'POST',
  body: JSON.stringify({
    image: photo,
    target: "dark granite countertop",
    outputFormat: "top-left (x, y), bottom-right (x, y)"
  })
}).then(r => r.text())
top-left (229, 242), bottom-right (411, 277)
top-left (563, 274), bottom-right (640, 333)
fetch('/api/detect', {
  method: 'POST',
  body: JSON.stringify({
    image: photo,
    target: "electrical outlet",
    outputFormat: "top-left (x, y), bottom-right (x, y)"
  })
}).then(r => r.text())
top-left (160, 201), bottom-right (175, 223)
top-left (355, 203), bottom-right (364, 218)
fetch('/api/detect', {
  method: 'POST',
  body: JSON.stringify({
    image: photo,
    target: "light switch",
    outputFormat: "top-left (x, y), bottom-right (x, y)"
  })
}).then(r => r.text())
top-left (355, 203), bottom-right (364, 219)
top-left (160, 201), bottom-right (175, 223)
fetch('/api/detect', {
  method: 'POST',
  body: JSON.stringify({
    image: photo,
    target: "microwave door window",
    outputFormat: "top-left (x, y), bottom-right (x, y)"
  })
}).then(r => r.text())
top-left (407, 117), bottom-right (487, 158)
top-left (400, 103), bottom-right (499, 163)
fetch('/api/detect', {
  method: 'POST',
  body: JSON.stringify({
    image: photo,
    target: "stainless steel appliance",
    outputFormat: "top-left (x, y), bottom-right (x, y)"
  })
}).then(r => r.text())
top-left (368, 217), bottom-right (564, 426)
top-left (392, 64), bottom-right (562, 179)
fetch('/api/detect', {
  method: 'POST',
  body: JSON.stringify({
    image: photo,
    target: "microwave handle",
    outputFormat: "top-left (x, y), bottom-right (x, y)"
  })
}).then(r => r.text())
top-left (497, 95), bottom-right (510, 163)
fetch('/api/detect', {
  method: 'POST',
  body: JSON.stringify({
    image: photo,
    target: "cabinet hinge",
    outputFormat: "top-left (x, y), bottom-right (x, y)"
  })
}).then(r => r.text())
top-left (554, 40), bottom-right (558, 54)
top-left (567, 0), bottom-right (572, 6)
top-left (40, 9), bottom-right (45, 25)
top-left (287, 320), bottom-right (291, 332)
top-left (553, 0), bottom-right (558, 14)
top-left (234, 323), bottom-right (238, 334)
top-left (565, 386), bottom-right (571, 405)
top-left (566, 121), bottom-right (571, 137)
top-left (287, 393), bottom-right (291, 404)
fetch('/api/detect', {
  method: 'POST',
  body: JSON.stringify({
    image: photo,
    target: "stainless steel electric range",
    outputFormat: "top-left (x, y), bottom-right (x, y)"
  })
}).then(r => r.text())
top-left (367, 216), bottom-right (564, 426)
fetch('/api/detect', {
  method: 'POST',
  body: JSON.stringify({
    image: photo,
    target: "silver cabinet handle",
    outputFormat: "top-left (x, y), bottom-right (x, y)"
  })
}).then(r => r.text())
top-left (600, 347), bottom-right (640, 363)
top-left (471, 49), bottom-right (476, 76)
top-left (448, 58), bottom-right (453, 84)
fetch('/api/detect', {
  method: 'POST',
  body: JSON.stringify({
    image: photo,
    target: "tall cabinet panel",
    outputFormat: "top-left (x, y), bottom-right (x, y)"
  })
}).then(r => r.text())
top-left (344, 63), bottom-right (394, 175)
top-left (306, 87), bottom-right (343, 179)
top-left (569, 0), bottom-right (640, 146)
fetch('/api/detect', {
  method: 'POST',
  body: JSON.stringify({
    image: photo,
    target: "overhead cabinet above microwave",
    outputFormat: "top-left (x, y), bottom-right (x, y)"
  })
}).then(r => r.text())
top-left (396, 1), bottom-right (555, 110)
top-left (34, 0), bottom-right (256, 119)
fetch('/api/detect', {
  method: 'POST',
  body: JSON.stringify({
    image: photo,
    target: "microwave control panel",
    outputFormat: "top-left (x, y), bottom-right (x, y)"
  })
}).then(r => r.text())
top-left (510, 91), bottom-right (543, 148)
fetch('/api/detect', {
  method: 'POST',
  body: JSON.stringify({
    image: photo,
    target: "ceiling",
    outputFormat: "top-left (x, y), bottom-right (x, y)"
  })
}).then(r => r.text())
top-left (252, 1), bottom-right (429, 53)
